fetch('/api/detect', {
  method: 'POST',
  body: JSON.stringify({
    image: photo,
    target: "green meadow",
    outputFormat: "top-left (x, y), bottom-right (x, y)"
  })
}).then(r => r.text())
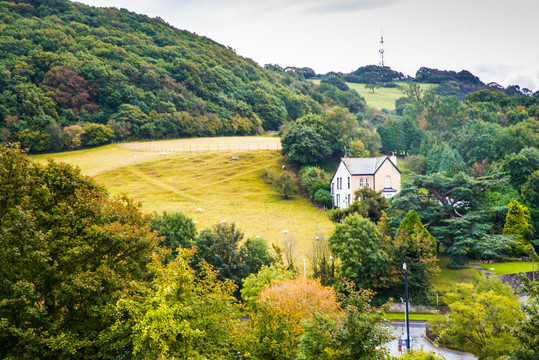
top-left (476, 261), bottom-right (537, 276)
top-left (31, 137), bottom-right (335, 262)
top-left (311, 79), bottom-right (435, 111)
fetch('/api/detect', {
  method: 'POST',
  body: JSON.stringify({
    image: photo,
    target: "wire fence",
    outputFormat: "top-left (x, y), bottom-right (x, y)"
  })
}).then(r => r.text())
top-left (118, 142), bottom-right (282, 153)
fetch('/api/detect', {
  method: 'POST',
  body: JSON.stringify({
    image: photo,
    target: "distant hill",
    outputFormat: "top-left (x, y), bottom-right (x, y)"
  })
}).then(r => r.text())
top-left (0, 0), bottom-right (366, 152)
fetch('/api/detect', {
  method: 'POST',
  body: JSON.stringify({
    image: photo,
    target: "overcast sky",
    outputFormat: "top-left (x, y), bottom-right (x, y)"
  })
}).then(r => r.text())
top-left (74, 0), bottom-right (539, 91)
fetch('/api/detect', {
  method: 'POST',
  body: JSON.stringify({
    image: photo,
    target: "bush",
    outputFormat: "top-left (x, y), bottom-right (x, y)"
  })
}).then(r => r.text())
top-left (314, 188), bottom-right (332, 208)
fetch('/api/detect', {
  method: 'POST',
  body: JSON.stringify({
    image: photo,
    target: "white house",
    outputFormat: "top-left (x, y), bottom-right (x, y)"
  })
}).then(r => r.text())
top-left (330, 155), bottom-right (401, 209)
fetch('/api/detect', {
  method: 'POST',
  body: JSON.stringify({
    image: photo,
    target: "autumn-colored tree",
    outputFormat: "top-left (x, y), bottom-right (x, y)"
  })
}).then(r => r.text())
top-left (248, 277), bottom-right (342, 360)
top-left (42, 65), bottom-right (98, 114)
top-left (298, 283), bottom-right (393, 360)
top-left (240, 265), bottom-right (296, 312)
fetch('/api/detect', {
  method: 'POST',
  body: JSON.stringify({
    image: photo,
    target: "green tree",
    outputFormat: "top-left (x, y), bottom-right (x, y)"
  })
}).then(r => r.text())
top-left (522, 169), bottom-right (539, 206)
top-left (503, 200), bottom-right (532, 255)
top-left (150, 210), bottom-right (197, 264)
top-left (429, 277), bottom-right (521, 359)
top-left (329, 214), bottom-right (390, 290)
top-left (0, 144), bottom-right (160, 359)
top-left (510, 275), bottom-right (539, 360)
top-left (273, 170), bottom-right (299, 199)
top-left (328, 186), bottom-right (389, 223)
top-left (191, 222), bottom-right (249, 290)
top-left (298, 284), bottom-right (392, 360)
top-left (281, 123), bottom-right (331, 166)
top-left (502, 147), bottom-right (539, 187)
top-left (240, 265), bottom-right (295, 312)
top-left (242, 236), bottom-right (277, 275)
top-left (82, 123), bottom-right (113, 146)
top-left (116, 249), bottom-right (242, 359)
top-left (363, 71), bottom-right (382, 93)
top-left (387, 210), bottom-right (439, 302)
top-left (391, 172), bottom-right (506, 267)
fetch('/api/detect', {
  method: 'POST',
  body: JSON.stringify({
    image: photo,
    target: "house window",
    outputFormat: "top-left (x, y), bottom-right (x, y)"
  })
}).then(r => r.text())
top-left (348, 177), bottom-right (350, 189)
top-left (331, 183), bottom-right (334, 194)
top-left (360, 178), bottom-right (363, 187)
top-left (348, 194), bottom-right (351, 205)
top-left (336, 194), bottom-right (340, 208)
top-left (366, 178), bottom-right (370, 188)
top-left (385, 175), bottom-right (391, 188)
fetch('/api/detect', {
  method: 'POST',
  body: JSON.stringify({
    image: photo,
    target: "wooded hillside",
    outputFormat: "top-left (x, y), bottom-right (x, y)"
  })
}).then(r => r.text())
top-left (0, 0), bottom-right (366, 152)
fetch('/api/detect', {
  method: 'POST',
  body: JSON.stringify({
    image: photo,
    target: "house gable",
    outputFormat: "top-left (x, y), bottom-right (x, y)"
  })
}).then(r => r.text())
top-left (331, 156), bottom-right (401, 208)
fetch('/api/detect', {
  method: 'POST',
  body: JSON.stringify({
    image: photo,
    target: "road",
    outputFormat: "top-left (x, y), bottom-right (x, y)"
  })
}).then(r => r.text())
top-left (384, 321), bottom-right (477, 359)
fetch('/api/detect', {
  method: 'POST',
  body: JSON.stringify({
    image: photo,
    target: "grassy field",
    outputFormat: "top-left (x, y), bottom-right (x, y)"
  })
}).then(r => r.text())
top-left (432, 256), bottom-right (481, 292)
top-left (31, 137), bottom-right (334, 262)
top-left (310, 80), bottom-right (435, 111)
top-left (476, 261), bottom-right (537, 275)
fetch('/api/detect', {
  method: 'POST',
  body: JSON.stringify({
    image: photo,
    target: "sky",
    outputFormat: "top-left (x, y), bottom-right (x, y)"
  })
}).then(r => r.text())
top-left (74, 0), bottom-right (539, 91)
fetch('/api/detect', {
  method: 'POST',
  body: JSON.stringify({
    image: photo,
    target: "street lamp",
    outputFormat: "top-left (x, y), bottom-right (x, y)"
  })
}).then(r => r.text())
top-left (403, 263), bottom-right (410, 351)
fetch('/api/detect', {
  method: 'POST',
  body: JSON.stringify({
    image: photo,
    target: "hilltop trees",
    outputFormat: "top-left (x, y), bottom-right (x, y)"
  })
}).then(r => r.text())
top-left (0, 0), bottom-right (368, 152)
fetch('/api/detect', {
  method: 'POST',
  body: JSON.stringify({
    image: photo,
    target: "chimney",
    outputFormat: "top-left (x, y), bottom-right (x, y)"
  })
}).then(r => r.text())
top-left (343, 155), bottom-right (350, 165)
top-left (390, 152), bottom-right (397, 166)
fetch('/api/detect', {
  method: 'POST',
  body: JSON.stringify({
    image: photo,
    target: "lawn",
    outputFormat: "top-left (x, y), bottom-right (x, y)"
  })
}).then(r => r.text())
top-left (31, 138), bottom-right (334, 263)
top-left (310, 80), bottom-right (435, 111)
top-left (476, 261), bottom-right (537, 276)
top-left (431, 256), bottom-right (481, 292)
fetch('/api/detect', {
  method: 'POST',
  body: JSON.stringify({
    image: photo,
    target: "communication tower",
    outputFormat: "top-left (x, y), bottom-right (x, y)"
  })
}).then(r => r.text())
top-left (379, 29), bottom-right (385, 67)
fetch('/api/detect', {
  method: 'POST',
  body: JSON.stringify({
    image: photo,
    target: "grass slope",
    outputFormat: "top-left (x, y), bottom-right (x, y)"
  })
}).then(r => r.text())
top-left (311, 80), bottom-right (435, 110)
top-left (32, 137), bottom-right (334, 262)
top-left (432, 256), bottom-right (481, 292)
top-left (476, 261), bottom-right (537, 276)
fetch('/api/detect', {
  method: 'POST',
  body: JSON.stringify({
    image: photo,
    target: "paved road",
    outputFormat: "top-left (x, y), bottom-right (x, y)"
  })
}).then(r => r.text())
top-left (384, 322), bottom-right (477, 359)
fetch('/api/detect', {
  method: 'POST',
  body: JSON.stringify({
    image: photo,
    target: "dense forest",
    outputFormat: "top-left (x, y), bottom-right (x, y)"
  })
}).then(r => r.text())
top-left (0, 0), bottom-right (366, 152)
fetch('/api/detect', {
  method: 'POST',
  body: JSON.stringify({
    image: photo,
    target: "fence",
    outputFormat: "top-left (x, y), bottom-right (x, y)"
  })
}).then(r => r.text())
top-left (118, 142), bottom-right (282, 153)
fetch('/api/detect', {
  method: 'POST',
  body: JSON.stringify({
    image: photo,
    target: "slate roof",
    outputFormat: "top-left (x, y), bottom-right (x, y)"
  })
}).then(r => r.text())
top-left (343, 156), bottom-right (398, 175)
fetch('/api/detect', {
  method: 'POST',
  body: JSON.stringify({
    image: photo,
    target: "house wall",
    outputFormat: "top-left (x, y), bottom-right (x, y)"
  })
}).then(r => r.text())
top-left (351, 175), bottom-right (374, 199)
top-left (331, 161), bottom-right (353, 209)
top-left (374, 159), bottom-right (401, 193)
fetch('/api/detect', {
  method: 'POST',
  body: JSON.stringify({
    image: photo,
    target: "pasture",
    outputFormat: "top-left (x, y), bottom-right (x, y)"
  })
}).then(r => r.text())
top-left (310, 79), bottom-right (435, 111)
top-left (31, 137), bottom-right (335, 262)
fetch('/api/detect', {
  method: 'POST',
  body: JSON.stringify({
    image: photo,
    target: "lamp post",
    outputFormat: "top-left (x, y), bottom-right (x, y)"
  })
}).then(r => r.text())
top-left (403, 262), bottom-right (410, 351)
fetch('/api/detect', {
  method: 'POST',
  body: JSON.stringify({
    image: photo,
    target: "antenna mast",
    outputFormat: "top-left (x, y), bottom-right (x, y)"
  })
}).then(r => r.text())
top-left (379, 29), bottom-right (385, 67)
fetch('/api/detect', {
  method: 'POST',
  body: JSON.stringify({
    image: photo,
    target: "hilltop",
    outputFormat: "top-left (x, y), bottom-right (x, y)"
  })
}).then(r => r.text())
top-left (0, 0), bottom-right (366, 152)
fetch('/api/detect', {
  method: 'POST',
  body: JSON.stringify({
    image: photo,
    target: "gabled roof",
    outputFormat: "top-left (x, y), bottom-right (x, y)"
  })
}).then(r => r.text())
top-left (343, 156), bottom-right (400, 175)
